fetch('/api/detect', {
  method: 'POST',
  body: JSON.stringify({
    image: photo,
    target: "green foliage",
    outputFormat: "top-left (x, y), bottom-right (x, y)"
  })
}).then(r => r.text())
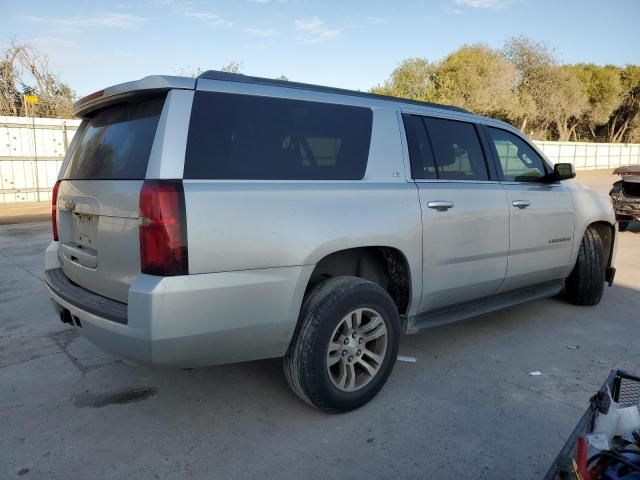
top-left (373, 38), bottom-right (640, 143)
top-left (605, 65), bottom-right (640, 142)
top-left (570, 64), bottom-right (624, 138)
top-left (371, 58), bottom-right (438, 102)
top-left (435, 44), bottom-right (517, 119)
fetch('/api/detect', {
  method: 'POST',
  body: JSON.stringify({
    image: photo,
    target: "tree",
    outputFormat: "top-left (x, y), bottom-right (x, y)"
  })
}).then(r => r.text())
top-left (220, 61), bottom-right (242, 74)
top-left (570, 64), bottom-right (624, 140)
top-left (503, 36), bottom-right (555, 81)
top-left (606, 65), bottom-right (640, 142)
top-left (371, 58), bottom-right (438, 102)
top-left (0, 41), bottom-right (75, 118)
top-left (502, 36), bottom-right (556, 133)
top-left (433, 44), bottom-right (518, 119)
top-left (544, 66), bottom-right (589, 141)
top-left (502, 37), bottom-right (591, 140)
top-left (0, 50), bottom-right (21, 116)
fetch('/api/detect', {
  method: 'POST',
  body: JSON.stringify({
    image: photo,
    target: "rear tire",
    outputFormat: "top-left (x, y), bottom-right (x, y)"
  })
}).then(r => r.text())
top-left (284, 276), bottom-right (400, 413)
top-left (618, 221), bottom-right (630, 232)
top-left (565, 227), bottom-right (605, 306)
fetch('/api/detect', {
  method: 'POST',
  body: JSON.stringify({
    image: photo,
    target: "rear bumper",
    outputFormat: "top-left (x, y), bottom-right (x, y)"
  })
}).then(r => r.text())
top-left (45, 268), bottom-right (127, 325)
top-left (44, 242), bottom-right (312, 368)
top-left (47, 284), bottom-right (151, 363)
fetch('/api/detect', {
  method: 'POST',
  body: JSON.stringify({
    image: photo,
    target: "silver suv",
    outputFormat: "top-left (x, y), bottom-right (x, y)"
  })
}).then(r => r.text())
top-left (45, 71), bottom-right (617, 412)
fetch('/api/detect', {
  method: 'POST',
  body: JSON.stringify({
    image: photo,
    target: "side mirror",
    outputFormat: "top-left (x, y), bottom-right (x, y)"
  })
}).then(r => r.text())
top-left (551, 163), bottom-right (576, 182)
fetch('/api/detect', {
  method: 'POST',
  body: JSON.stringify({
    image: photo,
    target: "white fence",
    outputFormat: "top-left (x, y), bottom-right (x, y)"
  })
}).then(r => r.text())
top-left (1, 116), bottom-right (81, 203)
top-left (534, 140), bottom-right (640, 169)
top-left (1, 116), bottom-right (640, 204)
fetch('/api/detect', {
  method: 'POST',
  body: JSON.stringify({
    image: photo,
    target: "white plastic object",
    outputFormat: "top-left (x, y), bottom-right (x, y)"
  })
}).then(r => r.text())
top-left (617, 406), bottom-right (640, 435)
top-left (594, 407), bottom-right (620, 438)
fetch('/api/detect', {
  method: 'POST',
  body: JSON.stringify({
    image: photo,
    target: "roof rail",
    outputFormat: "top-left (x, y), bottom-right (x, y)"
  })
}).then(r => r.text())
top-left (197, 70), bottom-right (470, 114)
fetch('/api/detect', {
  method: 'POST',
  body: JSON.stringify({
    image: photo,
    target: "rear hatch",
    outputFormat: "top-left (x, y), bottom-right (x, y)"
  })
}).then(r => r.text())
top-left (56, 95), bottom-right (166, 303)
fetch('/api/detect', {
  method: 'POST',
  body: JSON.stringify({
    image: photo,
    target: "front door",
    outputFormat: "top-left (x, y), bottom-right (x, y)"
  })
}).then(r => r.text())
top-left (483, 126), bottom-right (575, 291)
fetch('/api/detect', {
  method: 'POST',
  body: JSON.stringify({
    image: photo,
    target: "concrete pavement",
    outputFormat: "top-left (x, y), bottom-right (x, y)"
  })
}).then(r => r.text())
top-left (1, 170), bottom-right (639, 479)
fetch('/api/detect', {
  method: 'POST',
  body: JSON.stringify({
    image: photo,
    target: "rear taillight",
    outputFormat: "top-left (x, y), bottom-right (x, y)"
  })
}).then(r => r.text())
top-left (139, 180), bottom-right (188, 276)
top-left (52, 180), bottom-right (61, 241)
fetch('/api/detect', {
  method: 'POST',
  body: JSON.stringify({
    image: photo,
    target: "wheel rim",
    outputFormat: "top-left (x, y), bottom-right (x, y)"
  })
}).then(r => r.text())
top-left (326, 307), bottom-right (388, 392)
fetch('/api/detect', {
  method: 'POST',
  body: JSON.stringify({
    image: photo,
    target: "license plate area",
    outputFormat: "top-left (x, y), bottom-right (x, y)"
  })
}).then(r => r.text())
top-left (61, 212), bottom-right (99, 269)
top-left (75, 213), bottom-right (98, 248)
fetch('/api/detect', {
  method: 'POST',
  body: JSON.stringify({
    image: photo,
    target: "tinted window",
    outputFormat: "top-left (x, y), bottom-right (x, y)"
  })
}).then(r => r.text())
top-left (62, 96), bottom-right (165, 180)
top-left (184, 92), bottom-right (372, 180)
top-left (402, 114), bottom-right (436, 179)
top-left (424, 117), bottom-right (489, 181)
top-left (487, 127), bottom-right (547, 182)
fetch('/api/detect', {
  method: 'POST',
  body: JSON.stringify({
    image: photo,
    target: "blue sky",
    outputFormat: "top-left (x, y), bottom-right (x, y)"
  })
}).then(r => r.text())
top-left (2, 0), bottom-right (639, 96)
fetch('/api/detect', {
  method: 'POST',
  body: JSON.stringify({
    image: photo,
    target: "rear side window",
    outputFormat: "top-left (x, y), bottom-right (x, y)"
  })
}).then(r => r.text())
top-left (184, 92), bottom-right (372, 180)
top-left (62, 96), bottom-right (165, 180)
top-left (423, 117), bottom-right (489, 181)
top-left (402, 114), bottom-right (436, 179)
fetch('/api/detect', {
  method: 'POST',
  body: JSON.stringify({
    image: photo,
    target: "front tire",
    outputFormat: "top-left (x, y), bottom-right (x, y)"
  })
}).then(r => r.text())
top-left (284, 276), bottom-right (400, 413)
top-left (565, 227), bottom-right (605, 306)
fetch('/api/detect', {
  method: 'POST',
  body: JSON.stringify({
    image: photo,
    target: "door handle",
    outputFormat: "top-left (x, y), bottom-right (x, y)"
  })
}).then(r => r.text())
top-left (512, 200), bottom-right (531, 209)
top-left (427, 201), bottom-right (454, 211)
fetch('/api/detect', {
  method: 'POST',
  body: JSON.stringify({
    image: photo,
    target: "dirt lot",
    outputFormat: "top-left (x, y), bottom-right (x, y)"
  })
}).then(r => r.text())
top-left (0, 202), bottom-right (49, 225)
top-left (1, 170), bottom-right (638, 479)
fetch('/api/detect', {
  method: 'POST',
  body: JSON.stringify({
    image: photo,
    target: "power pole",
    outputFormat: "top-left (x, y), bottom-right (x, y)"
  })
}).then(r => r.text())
top-left (24, 94), bottom-right (40, 202)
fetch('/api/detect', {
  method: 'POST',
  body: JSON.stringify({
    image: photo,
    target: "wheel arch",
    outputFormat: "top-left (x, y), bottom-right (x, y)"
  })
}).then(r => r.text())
top-left (283, 244), bottom-right (415, 351)
top-left (304, 246), bottom-right (413, 316)
top-left (587, 221), bottom-right (615, 269)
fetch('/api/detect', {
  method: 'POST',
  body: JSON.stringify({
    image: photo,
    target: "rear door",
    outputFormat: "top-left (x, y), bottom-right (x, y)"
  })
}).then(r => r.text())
top-left (483, 126), bottom-right (575, 291)
top-left (56, 95), bottom-right (166, 303)
top-left (402, 114), bottom-right (509, 313)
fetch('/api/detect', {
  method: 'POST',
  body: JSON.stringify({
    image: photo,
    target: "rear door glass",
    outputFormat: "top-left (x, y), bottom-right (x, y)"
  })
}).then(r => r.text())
top-left (184, 91), bottom-right (373, 180)
top-left (62, 96), bottom-right (165, 180)
top-left (423, 117), bottom-right (489, 181)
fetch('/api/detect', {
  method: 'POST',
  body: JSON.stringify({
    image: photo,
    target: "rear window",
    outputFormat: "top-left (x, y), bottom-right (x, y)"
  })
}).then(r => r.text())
top-left (62, 96), bottom-right (165, 180)
top-left (184, 92), bottom-right (373, 180)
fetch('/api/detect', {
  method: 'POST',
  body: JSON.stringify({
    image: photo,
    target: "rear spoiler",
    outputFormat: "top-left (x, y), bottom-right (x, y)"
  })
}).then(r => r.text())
top-left (73, 75), bottom-right (196, 117)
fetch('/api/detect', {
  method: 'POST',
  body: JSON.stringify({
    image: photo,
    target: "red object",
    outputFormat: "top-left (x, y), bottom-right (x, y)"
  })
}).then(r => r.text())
top-left (576, 436), bottom-right (592, 480)
top-left (51, 180), bottom-right (61, 241)
top-left (139, 180), bottom-right (188, 276)
top-left (77, 89), bottom-right (105, 106)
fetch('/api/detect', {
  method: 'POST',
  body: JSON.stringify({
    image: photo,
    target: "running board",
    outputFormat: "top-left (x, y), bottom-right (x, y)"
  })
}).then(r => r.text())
top-left (406, 280), bottom-right (564, 333)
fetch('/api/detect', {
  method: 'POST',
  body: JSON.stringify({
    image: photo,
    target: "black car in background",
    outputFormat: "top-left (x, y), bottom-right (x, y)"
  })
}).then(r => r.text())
top-left (610, 165), bottom-right (640, 231)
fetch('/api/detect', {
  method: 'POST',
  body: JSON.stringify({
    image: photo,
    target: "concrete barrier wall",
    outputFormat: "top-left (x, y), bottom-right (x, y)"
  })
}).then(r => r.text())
top-left (1, 116), bottom-right (640, 203)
